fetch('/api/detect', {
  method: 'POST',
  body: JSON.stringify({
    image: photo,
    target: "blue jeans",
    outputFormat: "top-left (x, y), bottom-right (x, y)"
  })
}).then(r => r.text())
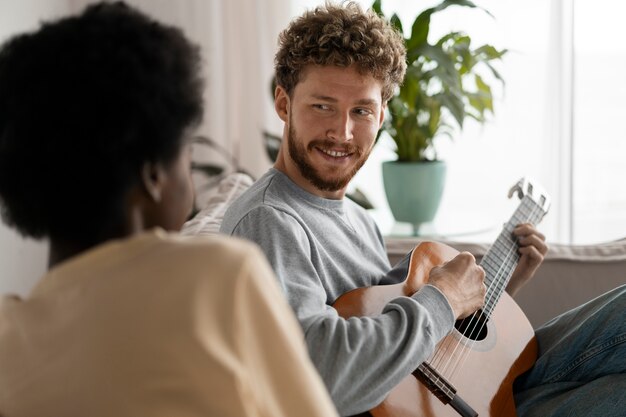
top-left (514, 285), bottom-right (626, 417)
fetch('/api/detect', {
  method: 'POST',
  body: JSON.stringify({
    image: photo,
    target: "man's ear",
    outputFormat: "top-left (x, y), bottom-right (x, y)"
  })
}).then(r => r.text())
top-left (274, 85), bottom-right (290, 122)
top-left (140, 161), bottom-right (166, 203)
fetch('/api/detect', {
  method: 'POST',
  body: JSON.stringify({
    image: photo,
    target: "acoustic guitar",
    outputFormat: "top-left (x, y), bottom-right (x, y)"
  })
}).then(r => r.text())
top-left (333, 178), bottom-right (551, 417)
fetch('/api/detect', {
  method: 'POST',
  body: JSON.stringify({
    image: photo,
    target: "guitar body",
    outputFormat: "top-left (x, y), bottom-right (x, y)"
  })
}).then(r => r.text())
top-left (333, 242), bottom-right (538, 417)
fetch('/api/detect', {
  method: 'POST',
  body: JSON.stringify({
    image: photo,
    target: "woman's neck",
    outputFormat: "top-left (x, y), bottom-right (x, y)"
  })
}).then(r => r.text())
top-left (48, 224), bottom-right (134, 269)
top-left (48, 240), bottom-right (92, 269)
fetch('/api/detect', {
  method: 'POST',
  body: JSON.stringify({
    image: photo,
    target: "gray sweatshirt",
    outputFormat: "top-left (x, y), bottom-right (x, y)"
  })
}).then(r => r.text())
top-left (220, 169), bottom-right (455, 416)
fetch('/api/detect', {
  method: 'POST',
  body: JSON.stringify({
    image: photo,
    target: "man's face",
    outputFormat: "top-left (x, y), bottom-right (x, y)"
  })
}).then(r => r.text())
top-left (275, 65), bottom-right (385, 199)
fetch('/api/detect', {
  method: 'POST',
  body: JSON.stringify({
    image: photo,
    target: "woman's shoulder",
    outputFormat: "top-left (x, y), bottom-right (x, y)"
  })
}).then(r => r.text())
top-left (158, 231), bottom-right (264, 266)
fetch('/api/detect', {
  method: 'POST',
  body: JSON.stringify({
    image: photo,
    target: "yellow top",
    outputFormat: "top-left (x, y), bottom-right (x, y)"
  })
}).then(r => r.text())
top-left (0, 229), bottom-right (338, 417)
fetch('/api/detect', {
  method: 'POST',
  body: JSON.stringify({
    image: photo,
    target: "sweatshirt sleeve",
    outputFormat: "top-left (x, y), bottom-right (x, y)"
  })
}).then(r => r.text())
top-left (229, 206), bottom-right (456, 415)
top-left (235, 245), bottom-right (340, 417)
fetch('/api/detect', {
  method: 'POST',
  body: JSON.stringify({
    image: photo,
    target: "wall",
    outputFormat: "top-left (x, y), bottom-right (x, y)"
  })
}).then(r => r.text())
top-left (0, 0), bottom-right (72, 295)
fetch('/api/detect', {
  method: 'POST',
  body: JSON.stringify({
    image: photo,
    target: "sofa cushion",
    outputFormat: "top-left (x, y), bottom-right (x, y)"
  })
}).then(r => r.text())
top-left (181, 172), bottom-right (254, 236)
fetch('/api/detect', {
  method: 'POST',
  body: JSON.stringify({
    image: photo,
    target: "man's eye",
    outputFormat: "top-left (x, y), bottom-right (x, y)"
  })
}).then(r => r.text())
top-left (313, 104), bottom-right (330, 111)
top-left (354, 108), bottom-right (372, 116)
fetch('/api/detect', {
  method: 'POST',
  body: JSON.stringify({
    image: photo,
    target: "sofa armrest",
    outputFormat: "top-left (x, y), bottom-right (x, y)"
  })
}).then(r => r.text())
top-left (385, 237), bottom-right (626, 328)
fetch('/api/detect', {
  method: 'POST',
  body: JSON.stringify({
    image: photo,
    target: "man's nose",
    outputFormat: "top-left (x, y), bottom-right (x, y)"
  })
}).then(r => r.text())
top-left (326, 112), bottom-right (354, 143)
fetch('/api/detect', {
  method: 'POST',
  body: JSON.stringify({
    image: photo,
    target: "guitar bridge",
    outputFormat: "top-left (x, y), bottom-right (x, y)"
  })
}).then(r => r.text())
top-left (413, 362), bottom-right (478, 417)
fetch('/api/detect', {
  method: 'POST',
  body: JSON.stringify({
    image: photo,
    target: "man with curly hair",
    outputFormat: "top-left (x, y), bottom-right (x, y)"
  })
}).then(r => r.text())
top-left (222, 2), bottom-right (625, 416)
top-left (222, 2), bottom-right (493, 414)
top-left (0, 3), bottom-right (339, 416)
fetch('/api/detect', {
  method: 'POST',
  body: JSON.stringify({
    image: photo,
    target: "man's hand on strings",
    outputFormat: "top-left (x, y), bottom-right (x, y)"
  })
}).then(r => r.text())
top-left (429, 252), bottom-right (487, 320)
top-left (506, 223), bottom-right (548, 297)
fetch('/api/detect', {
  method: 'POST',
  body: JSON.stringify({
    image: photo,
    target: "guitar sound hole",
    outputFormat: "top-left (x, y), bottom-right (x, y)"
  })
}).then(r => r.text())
top-left (454, 310), bottom-right (488, 341)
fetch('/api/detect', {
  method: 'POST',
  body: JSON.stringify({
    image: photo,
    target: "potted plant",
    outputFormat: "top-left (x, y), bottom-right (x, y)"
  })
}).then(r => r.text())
top-left (373, 0), bottom-right (507, 233)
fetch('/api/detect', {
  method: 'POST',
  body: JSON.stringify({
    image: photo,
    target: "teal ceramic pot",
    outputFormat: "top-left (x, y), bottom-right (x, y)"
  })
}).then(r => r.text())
top-left (382, 160), bottom-right (447, 228)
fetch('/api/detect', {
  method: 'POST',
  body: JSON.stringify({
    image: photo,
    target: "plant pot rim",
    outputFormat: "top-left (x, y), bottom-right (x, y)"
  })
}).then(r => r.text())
top-left (383, 159), bottom-right (446, 165)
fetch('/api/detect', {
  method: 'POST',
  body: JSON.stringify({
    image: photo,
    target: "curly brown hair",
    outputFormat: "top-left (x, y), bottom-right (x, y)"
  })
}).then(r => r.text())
top-left (274, 1), bottom-right (406, 102)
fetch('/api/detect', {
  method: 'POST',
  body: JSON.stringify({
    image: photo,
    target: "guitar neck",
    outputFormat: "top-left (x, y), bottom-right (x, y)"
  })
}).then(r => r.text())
top-left (480, 196), bottom-right (547, 317)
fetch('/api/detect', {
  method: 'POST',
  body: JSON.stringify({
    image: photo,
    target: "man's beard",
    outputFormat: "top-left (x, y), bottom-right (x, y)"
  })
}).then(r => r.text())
top-left (287, 113), bottom-right (371, 193)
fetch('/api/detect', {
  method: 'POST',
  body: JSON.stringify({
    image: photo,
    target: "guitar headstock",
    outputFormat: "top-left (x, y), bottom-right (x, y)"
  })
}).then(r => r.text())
top-left (507, 177), bottom-right (551, 216)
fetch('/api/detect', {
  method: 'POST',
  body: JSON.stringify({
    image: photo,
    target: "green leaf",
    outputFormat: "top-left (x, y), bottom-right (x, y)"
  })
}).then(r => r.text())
top-left (407, 10), bottom-right (432, 51)
top-left (398, 69), bottom-right (421, 111)
top-left (390, 13), bottom-right (403, 34)
top-left (410, 44), bottom-right (457, 81)
top-left (436, 0), bottom-right (493, 18)
top-left (428, 104), bottom-right (442, 136)
top-left (435, 31), bottom-right (464, 48)
top-left (437, 92), bottom-right (465, 128)
top-left (371, 0), bottom-right (383, 16)
top-left (473, 80), bottom-right (491, 97)
top-left (474, 44), bottom-right (507, 60)
top-left (435, 0), bottom-right (478, 12)
top-left (374, 0), bottom-right (506, 162)
top-left (467, 93), bottom-right (487, 121)
top-left (398, 112), bottom-right (419, 160)
top-left (484, 61), bottom-right (505, 83)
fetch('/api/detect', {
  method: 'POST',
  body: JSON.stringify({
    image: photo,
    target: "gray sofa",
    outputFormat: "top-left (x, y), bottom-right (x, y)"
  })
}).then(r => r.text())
top-left (386, 237), bottom-right (626, 328)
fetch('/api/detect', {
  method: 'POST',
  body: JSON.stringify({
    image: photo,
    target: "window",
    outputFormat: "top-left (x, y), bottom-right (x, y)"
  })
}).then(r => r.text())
top-left (291, 0), bottom-right (626, 244)
top-left (572, 0), bottom-right (626, 243)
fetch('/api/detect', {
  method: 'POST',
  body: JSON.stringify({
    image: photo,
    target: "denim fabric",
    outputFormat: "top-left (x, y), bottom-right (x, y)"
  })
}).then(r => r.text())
top-left (514, 285), bottom-right (626, 417)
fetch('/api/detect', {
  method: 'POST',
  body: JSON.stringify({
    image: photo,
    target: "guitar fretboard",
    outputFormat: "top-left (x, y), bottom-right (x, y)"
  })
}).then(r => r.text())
top-left (479, 195), bottom-right (547, 318)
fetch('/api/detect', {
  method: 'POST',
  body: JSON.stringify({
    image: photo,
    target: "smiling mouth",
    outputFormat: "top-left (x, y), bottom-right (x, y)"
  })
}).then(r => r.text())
top-left (317, 147), bottom-right (352, 158)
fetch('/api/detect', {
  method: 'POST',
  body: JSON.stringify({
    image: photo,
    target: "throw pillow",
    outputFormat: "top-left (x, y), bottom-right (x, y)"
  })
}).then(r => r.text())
top-left (182, 172), bottom-right (254, 236)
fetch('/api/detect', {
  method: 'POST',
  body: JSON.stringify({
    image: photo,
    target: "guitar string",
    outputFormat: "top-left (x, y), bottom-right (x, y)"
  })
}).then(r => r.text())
top-left (445, 235), bottom-right (520, 378)
top-left (418, 234), bottom-right (520, 389)
top-left (424, 223), bottom-right (524, 371)
top-left (410, 195), bottom-right (543, 393)
top-left (421, 197), bottom-right (533, 384)
top-left (442, 199), bottom-right (541, 379)
top-left (426, 209), bottom-right (526, 371)
top-left (431, 197), bottom-right (541, 379)
top-left (428, 217), bottom-right (521, 377)
top-left (443, 199), bottom-right (539, 378)
top-left (434, 242), bottom-right (515, 379)
top-left (464, 199), bottom-right (542, 346)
